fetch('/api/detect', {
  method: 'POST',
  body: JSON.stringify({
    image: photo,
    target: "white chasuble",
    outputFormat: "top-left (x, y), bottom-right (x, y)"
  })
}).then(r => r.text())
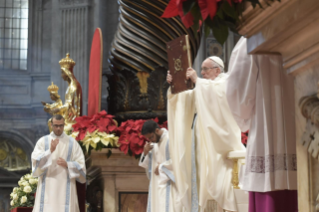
top-left (226, 37), bottom-right (297, 192)
top-left (167, 74), bottom-right (245, 212)
top-left (32, 132), bottom-right (86, 212)
top-left (139, 128), bottom-right (182, 212)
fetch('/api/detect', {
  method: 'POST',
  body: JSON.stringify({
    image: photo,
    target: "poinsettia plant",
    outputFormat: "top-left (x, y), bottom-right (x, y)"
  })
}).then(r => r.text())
top-left (118, 118), bottom-right (168, 158)
top-left (241, 130), bottom-right (249, 145)
top-left (161, 0), bottom-right (281, 44)
top-left (70, 110), bottom-right (119, 156)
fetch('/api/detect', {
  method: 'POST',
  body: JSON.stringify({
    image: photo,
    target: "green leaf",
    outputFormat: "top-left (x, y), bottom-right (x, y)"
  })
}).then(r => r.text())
top-left (216, 8), bottom-right (224, 19)
top-left (212, 18), bottom-right (229, 45)
top-left (221, 1), bottom-right (238, 20)
top-left (191, 20), bottom-right (200, 36)
top-left (183, 0), bottom-right (196, 15)
top-left (223, 20), bottom-right (238, 34)
top-left (190, 3), bottom-right (202, 20)
top-left (204, 17), bottom-right (214, 29)
top-left (204, 24), bottom-right (211, 37)
top-left (106, 149), bottom-right (112, 158)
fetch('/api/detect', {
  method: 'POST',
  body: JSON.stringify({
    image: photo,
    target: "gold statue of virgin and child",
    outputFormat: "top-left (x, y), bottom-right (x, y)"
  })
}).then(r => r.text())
top-left (42, 53), bottom-right (82, 132)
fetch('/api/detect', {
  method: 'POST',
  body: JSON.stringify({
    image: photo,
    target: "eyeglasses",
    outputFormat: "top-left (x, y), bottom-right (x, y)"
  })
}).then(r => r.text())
top-left (53, 124), bottom-right (64, 128)
top-left (201, 67), bottom-right (218, 72)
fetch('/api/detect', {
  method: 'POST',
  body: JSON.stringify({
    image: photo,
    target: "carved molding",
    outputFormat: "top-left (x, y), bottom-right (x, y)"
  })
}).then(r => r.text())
top-left (299, 86), bottom-right (319, 210)
top-left (239, 0), bottom-right (319, 75)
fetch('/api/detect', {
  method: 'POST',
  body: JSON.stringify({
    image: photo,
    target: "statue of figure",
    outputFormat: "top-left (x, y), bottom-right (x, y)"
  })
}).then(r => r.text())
top-left (41, 82), bottom-right (65, 131)
top-left (51, 53), bottom-right (82, 129)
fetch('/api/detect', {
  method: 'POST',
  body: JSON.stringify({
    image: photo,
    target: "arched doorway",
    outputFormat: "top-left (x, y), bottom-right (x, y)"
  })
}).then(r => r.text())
top-left (0, 130), bottom-right (34, 212)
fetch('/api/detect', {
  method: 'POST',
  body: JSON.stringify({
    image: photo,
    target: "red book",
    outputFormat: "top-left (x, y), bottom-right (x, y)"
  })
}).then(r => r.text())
top-left (166, 34), bottom-right (194, 94)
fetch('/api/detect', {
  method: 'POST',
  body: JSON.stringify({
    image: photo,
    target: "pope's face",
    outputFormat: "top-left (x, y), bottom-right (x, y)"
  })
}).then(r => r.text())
top-left (201, 59), bottom-right (221, 80)
top-left (51, 118), bottom-right (65, 136)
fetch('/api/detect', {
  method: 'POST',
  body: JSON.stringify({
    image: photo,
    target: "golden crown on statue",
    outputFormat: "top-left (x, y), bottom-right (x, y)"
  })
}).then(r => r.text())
top-left (59, 53), bottom-right (76, 70)
top-left (47, 82), bottom-right (59, 94)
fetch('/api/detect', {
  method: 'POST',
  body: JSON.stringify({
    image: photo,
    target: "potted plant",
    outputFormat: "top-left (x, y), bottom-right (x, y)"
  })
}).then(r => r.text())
top-left (10, 173), bottom-right (38, 212)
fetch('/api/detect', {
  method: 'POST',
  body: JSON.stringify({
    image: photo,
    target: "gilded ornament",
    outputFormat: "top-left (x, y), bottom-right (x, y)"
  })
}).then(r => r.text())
top-left (42, 82), bottom-right (64, 131)
top-left (0, 149), bottom-right (7, 161)
top-left (42, 53), bottom-right (82, 132)
top-left (173, 56), bottom-right (182, 74)
top-left (136, 72), bottom-right (150, 95)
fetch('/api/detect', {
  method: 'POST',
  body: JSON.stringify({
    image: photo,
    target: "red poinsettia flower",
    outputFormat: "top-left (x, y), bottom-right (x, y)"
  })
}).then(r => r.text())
top-left (161, 0), bottom-right (223, 28)
top-left (130, 132), bottom-right (146, 146)
top-left (107, 124), bottom-right (117, 133)
top-left (117, 118), bottom-right (168, 157)
top-left (72, 110), bottom-right (118, 142)
top-left (241, 130), bottom-right (249, 145)
top-left (198, 0), bottom-right (220, 19)
top-left (132, 120), bottom-right (146, 132)
top-left (129, 142), bottom-right (144, 156)
top-left (76, 129), bottom-right (87, 141)
top-left (118, 133), bottom-right (130, 154)
top-left (161, 0), bottom-right (194, 28)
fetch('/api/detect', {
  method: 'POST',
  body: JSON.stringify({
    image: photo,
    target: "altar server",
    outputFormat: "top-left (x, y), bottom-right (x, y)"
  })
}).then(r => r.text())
top-left (32, 114), bottom-right (86, 212)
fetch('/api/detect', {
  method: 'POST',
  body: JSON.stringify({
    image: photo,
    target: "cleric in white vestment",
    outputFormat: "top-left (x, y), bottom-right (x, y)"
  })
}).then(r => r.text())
top-left (31, 114), bottom-right (86, 212)
top-left (139, 120), bottom-right (182, 212)
top-left (167, 57), bottom-right (245, 212)
top-left (226, 37), bottom-right (297, 212)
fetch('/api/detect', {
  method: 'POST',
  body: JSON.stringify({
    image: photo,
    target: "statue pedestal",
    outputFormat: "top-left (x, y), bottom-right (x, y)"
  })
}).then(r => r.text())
top-left (239, 0), bottom-right (319, 211)
top-left (90, 149), bottom-right (149, 212)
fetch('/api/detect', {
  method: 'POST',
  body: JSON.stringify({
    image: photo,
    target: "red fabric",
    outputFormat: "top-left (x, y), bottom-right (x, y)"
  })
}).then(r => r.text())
top-left (76, 181), bottom-right (86, 212)
top-left (88, 28), bottom-right (103, 116)
top-left (11, 208), bottom-right (33, 212)
top-left (249, 190), bottom-right (298, 212)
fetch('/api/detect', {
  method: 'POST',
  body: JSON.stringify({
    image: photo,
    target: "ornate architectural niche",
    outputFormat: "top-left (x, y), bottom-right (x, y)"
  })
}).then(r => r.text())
top-left (107, 0), bottom-right (201, 122)
top-left (0, 139), bottom-right (31, 172)
top-left (299, 85), bottom-right (319, 210)
top-left (0, 130), bottom-right (34, 172)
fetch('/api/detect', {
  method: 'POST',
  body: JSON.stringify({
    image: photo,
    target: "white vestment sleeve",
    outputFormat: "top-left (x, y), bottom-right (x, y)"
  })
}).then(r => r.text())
top-left (167, 87), bottom-right (195, 212)
top-left (158, 159), bottom-right (175, 185)
top-left (31, 137), bottom-right (52, 177)
top-left (139, 152), bottom-right (152, 179)
top-left (67, 139), bottom-right (86, 183)
top-left (226, 37), bottom-right (258, 132)
top-left (138, 152), bottom-right (150, 169)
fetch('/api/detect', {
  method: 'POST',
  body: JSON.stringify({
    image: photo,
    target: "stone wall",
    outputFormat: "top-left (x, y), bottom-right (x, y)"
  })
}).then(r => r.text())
top-left (0, 0), bottom-right (119, 147)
